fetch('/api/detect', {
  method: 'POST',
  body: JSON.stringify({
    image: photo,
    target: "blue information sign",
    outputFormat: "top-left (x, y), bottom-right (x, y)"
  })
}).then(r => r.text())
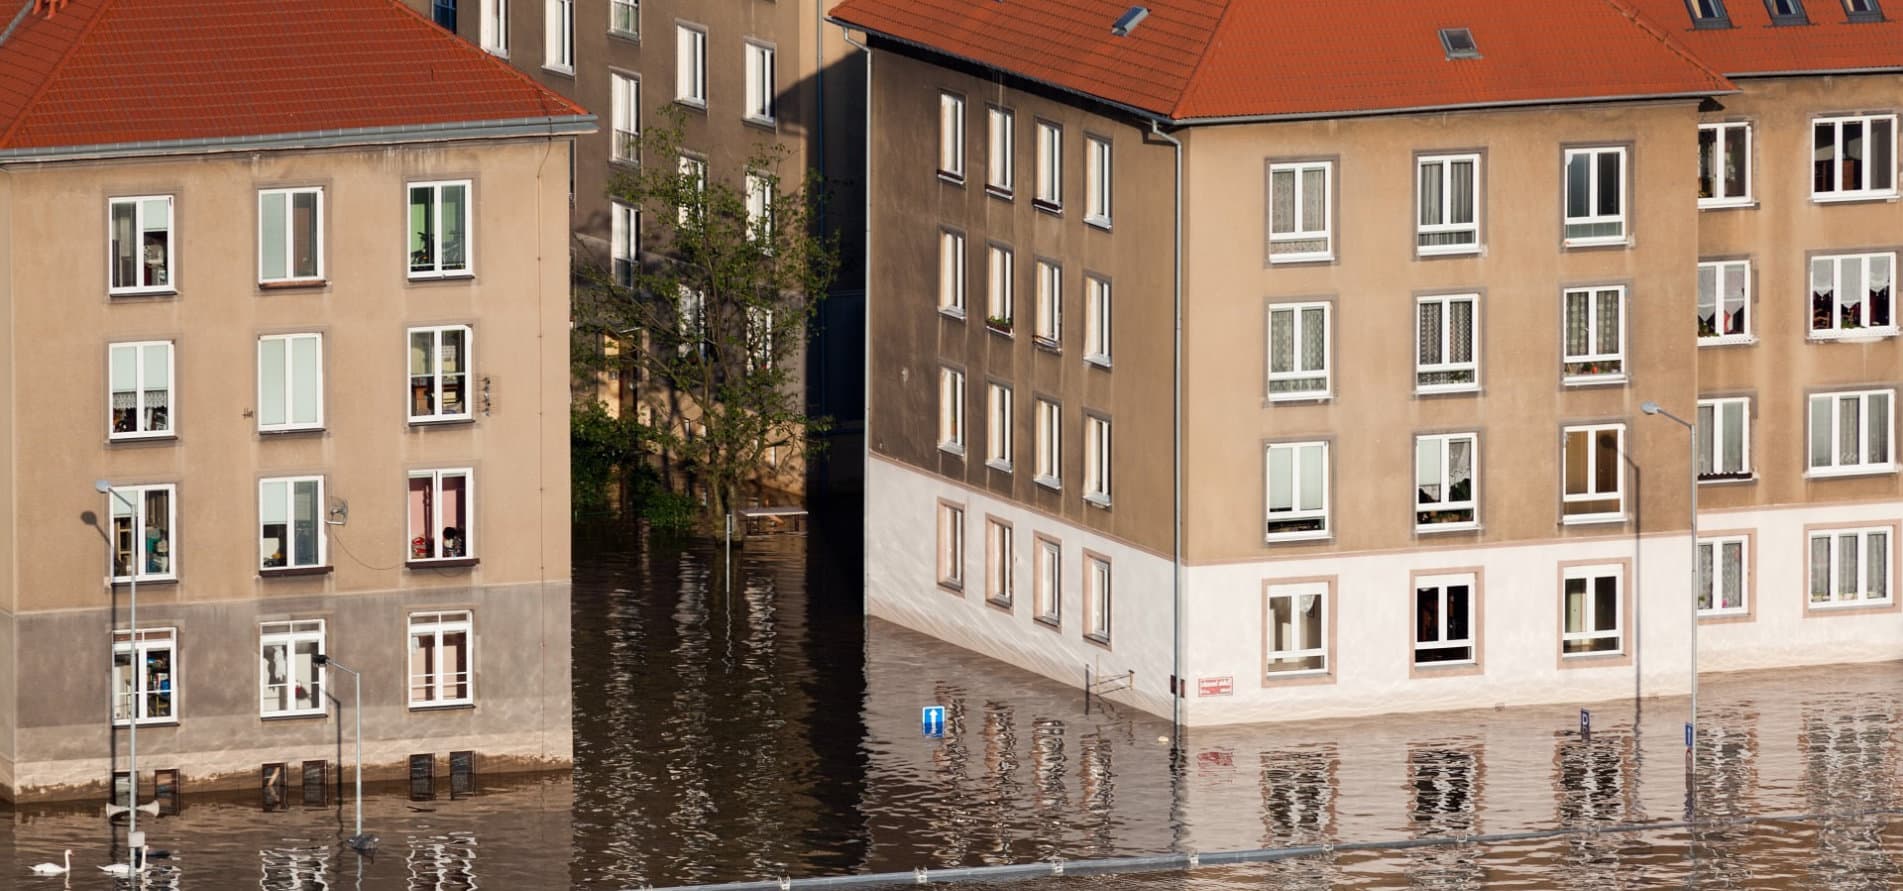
top-left (1685, 722), bottom-right (1694, 749)
top-left (922, 705), bottom-right (946, 738)
top-left (1579, 709), bottom-right (1591, 735)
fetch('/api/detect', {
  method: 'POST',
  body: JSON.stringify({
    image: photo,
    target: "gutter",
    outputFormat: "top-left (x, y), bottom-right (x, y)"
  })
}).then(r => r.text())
top-left (1148, 120), bottom-right (1184, 744)
top-left (0, 114), bottom-right (598, 164)
top-left (1724, 66), bottom-right (1903, 78)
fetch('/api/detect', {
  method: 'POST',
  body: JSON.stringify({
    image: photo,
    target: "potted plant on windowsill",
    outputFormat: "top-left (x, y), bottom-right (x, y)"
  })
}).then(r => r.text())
top-left (986, 316), bottom-right (1013, 334)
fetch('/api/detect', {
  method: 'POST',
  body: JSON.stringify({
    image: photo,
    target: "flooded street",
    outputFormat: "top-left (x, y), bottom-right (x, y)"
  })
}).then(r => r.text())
top-left (6, 513), bottom-right (1902, 888)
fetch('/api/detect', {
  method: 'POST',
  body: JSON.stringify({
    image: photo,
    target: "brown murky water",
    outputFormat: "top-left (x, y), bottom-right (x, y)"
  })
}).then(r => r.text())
top-left (5, 513), bottom-right (1900, 888)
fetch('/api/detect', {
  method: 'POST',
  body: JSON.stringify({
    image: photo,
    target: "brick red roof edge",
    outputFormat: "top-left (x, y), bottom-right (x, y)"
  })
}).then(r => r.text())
top-left (0, 0), bottom-right (591, 153)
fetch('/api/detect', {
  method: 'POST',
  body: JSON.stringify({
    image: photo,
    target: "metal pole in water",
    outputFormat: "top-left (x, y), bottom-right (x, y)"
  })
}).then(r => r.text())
top-left (725, 512), bottom-right (733, 596)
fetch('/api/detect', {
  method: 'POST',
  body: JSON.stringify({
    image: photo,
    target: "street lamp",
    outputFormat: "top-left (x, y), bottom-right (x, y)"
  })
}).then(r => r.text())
top-left (1639, 401), bottom-right (1698, 750)
top-left (94, 481), bottom-right (145, 853)
top-left (311, 653), bottom-right (375, 853)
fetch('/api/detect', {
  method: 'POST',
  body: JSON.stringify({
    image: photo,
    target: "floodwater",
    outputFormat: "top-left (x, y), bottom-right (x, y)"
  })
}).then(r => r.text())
top-left (5, 511), bottom-right (1902, 889)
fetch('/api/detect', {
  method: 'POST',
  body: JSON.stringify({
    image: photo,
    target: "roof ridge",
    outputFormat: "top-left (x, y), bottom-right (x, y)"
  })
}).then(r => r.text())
top-left (376, 0), bottom-right (586, 120)
top-left (1596, 0), bottom-right (1735, 90)
top-left (1169, 0), bottom-right (1238, 121)
top-left (0, 0), bottom-right (109, 148)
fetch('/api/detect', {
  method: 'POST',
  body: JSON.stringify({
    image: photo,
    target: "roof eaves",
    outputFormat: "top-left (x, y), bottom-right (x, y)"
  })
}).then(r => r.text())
top-left (1725, 66), bottom-right (1903, 77)
top-left (0, 114), bottom-right (598, 163)
top-left (1170, 89), bottom-right (1738, 128)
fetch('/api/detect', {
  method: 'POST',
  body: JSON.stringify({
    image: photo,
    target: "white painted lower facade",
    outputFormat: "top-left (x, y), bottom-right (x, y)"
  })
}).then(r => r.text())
top-left (869, 456), bottom-right (1903, 726)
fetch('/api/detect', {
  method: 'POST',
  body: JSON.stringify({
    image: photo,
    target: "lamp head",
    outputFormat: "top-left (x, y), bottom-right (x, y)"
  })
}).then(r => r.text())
top-left (1640, 401), bottom-right (1662, 415)
top-left (93, 479), bottom-right (111, 493)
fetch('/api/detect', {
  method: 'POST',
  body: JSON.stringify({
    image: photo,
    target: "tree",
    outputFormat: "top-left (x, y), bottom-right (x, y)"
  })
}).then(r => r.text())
top-left (575, 110), bottom-right (839, 529)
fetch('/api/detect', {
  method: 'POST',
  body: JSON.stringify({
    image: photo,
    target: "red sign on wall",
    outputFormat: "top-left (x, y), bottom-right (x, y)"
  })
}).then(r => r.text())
top-left (1197, 676), bottom-right (1234, 697)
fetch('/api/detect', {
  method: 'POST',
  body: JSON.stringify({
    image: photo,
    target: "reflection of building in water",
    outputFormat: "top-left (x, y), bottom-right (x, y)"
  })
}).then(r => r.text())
top-left (1695, 715), bottom-right (1758, 818)
top-left (1406, 745), bottom-right (1483, 891)
top-left (259, 844), bottom-right (330, 891)
top-left (1032, 717), bottom-right (1070, 815)
top-left (1258, 748), bottom-right (1337, 845)
top-left (1553, 731), bottom-right (1633, 827)
top-left (1803, 703), bottom-right (1899, 888)
top-left (407, 832), bottom-right (479, 891)
top-left (1079, 733), bottom-right (1116, 855)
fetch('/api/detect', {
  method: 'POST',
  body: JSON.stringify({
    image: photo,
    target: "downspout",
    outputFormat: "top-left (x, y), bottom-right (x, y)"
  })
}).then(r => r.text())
top-left (841, 25), bottom-right (872, 608)
top-left (1149, 120), bottom-right (1184, 745)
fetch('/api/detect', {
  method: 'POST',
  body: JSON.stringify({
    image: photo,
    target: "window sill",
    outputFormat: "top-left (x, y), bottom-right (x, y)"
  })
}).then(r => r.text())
top-left (1562, 375), bottom-right (1628, 388)
top-left (1698, 473), bottom-right (1756, 486)
top-left (1084, 216), bottom-right (1112, 231)
top-left (109, 433), bottom-right (177, 445)
top-left (938, 307), bottom-right (967, 322)
top-left (1697, 198), bottom-right (1756, 211)
top-left (1561, 236), bottom-right (1630, 250)
top-left (259, 426), bottom-right (325, 437)
top-left (407, 558), bottom-right (480, 570)
top-left (607, 28), bottom-right (640, 45)
top-left (1697, 608), bottom-right (1752, 624)
top-left (1265, 530), bottom-right (1330, 544)
top-left (1414, 384), bottom-right (1480, 397)
top-left (1560, 648), bottom-right (1626, 661)
top-left (1808, 330), bottom-right (1897, 343)
top-left (986, 321), bottom-right (1015, 337)
top-left (409, 416), bottom-right (476, 428)
top-left (113, 720), bottom-right (179, 729)
top-left (1083, 632), bottom-right (1112, 649)
top-left (408, 701), bottom-right (476, 712)
top-left (936, 171), bottom-right (965, 186)
top-left (1266, 392), bottom-right (1331, 405)
top-left (260, 710), bottom-right (329, 722)
top-left (542, 64), bottom-right (575, 78)
top-left (111, 577), bottom-right (177, 588)
top-left (1084, 494), bottom-right (1111, 510)
top-left (109, 288), bottom-right (178, 299)
top-left (1033, 336), bottom-right (1061, 353)
top-left (1032, 199), bottom-right (1062, 216)
top-left (743, 115), bottom-right (778, 131)
top-left (1416, 243), bottom-right (1480, 258)
top-left (1084, 354), bottom-right (1111, 369)
top-left (985, 459), bottom-right (1013, 474)
top-left (1267, 252), bottom-right (1333, 265)
top-left (1034, 476), bottom-right (1062, 492)
top-left (1698, 335), bottom-right (1757, 347)
top-left (1805, 466), bottom-right (1897, 480)
top-left (1262, 669), bottom-right (1332, 684)
top-left (938, 443), bottom-right (966, 458)
top-left (937, 580), bottom-right (964, 595)
top-left (1561, 514), bottom-right (1626, 527)
top-left (1806, 598), bottom-right (1896, 614)
top-left (675, 98), bottom-right (707, 113)
top-left (259, 279), bottom-right (327, 291)
top-left (985, 185), bottom-right (1014, 201)
top-left (1416, 521), bottom-right (1479, 535)
top-left (483, 47), bottom-right (510, 59)
top-left (408, 271), bottom-right (475, 283)
top-left (260, 565), bottom-right (334, 578)
top-left (1034, 615), bottom-right (1061, 631)
top-left (986, 595), bottom-right (1014, 612)
top-left (1811, 191), bottom-right (1898, 205)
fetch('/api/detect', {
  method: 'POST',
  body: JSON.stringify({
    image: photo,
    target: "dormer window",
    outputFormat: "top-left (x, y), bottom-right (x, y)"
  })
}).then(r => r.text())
top-left (1686, 0), bottom-right (1732, 26)
top-left (1765, 0), bottom-right (1808, 24)
top-left (1439, 28), bottom-right (1479, 60)
top-left (1843, 0), bottom-right (1883, 21)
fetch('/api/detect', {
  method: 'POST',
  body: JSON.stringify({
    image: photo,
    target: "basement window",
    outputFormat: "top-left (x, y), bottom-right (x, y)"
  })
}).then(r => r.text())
top-left (1764, 0), bottom-right (1809, 24)
top-left (1686, 0), bottom-right (1732, 27)
top-left (1439, 28), bottom-right (1479, 60)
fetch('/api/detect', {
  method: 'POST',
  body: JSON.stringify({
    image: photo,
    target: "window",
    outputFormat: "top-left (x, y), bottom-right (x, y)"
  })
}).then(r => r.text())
top-left (1562, 566), bottom-right (1623, 656)
top-left (1265, 441), bottom-right (1328, 541)
top-left (1697, 536), bottom-right (1748, 616)
top-left (939, 368), bottom-right (966, 453)
top-left (1842, 0), bottom-right (1883, 21)
top-left (1699, 260), bottom-right (1751, 343)
top-left (1414, 574), bottom-right (1475, 665)
top-left (408, 469), bottom-right (473, 562)
top-left (408, 181), bottom-right (471, 278)
top-left (109, 341), bottom-right (173, 439)
top-left (1687, 0), bottom-right (1730, 26)
top-left (434, 0), bottom-right (456, 31)
top-left (112, 627), bottom-right (176, 725)
top-left (1809, 252), bottom-right (1895, 337)
top-left (1765, 0), bottom-right (1809, 23)
top-left (676, 155), bottom-right (706, 227)
top-left (1562, 147), bottom-right (1626, 245)
top-left (1085, 135), bottom-right (1112, 226)
top-left (1025, 405), bottom-right (1064, 500)
top-left (1697, 398), bottom-right (1751, 480)
top-left (1264, 582), bottom-right (1327, 675)
top-left (744, 42), bottom-right (775, 123)
top-left (259, 620), bottom-right (324, 717)
top-left (1035, 121), bottom-right (1062, 207)
top-left (109, 195), bottom-right (174, 294)
top-left (938, 94), bottom-right (965, 180)
top-left (1084, 415), bottom-right (1110, 505)
top-left (1267, 302), bottom-right (1329, 399)
top-left (939, 230), bottom-right (966, 316)
top-left (409, 611), bottom-right (473, 706)
top-left (107, 484), bottom-right (174, 581)
top-left (936, 502), bottom-right (964, 588)
top-left (1810, 527), bottom-right (1891, 606)
top-left (1035, 260), bottom-right (1061, 344)
top-left (610, 0), bottom-right (637, 36)
top-left (745, 307), bottom-right (773, 371)
top-left (1698, 123), bottom-right (1752, 206)
top-left (986, 519), bottom-right (1013, 605)
top-left (1812, 114), bottom-right (1896, 199)
top-left (745, 171), bottom-right (772, 242)
top-left (1562, 286), bottom-right (1625, 382)
top-left (1084, 276), bottom-right (1112, 365)
top-left (986, 245), bottom-right (1014, 329)
top-left (544, 0), bottom-right (572, 72)
top-left (1416, 293), bottom-right (1477, 391)
top-left (1439, 27), bottom-right (1479, 58)
top-left (611, 73), bottom-right (639, 162)
top-left (987, 107), bottom-right (1014, 194)
top-left (1416, 433), bottom-right (1477, 530)
top-left (986, 382), bottom-right (1013, 470)
top-left (1084, 555), bottom-right (1111, 642)
top-left (611, 201), bottom-right (638, 287)
top-left (1268, 161), bottom-right (1332, 261)
top-left (1034, 537), bottom-right (1061, 624)
top-left (258, 333), bottom-right (322, 432)
top-left (1562, 425), bottom-right (1625, 522)
top-left (677, 286), bottom-right (707, 357)
top-left (409, 326), bottom-right (471, 422)
top-left (675, 25), bottom-right (706, 105)
top-left (259, 477), bottom-right (325, 570)
top-left (480, 0), bottom-right (509, 54)
top-left (258, 187), bottom-right (323, 283)
top-left (1416, 154), bottom-right (1479, 253)
top-left (1808, 389), bottom-right (1893, 475)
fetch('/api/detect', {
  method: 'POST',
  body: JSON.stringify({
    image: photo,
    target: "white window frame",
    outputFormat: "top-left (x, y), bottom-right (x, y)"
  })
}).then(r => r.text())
top-left (676, 154), bottom-right (706, 228)
top-left (987, 106), bottom-right (1014, 195)
top-left (1698, 259), bottom-right (1752, 344)
top-left (1267, 160), bottom-right (1333, 262)
top-left (1084, 135), bottom-right (1112, 227)
top-left (259, 476), bottom-right (326, 571)
top-left (1698, 122), bottom-right (1753, 207)
top-left (1035, 398), bottom-right (1061, 489)
top-left (1415, 153), bottom-right (1480, 255)
top-left (1034, 537), bottom-right (1061, 624)
top-left (257, 333), bottom-right (323, 432)
top-left (1084, 276), bottom-right (1112, 366)
top-left (108, 195), bottom-right (175, 295)
top-left (408, 325), bottom-right (473, 423)
top-left (675, 24), bottom-right (707, 106)
top-left (1811, 114), bottom-right (1897, 201)
top-left (257, 186), bottom-right (324, 284)
top-left (106, 483), bottom-right (176, 582)
top-left (936, 502), bottom-right (964, 588)
top-left (1084, 414), bottom-right (1111, 506)
top-left (939, 229), bottom-right (966, 317)
top-left (1697, 397), bottom-right (1752, 481)
top-left (1263, 582), bottom-right (1328, 676)
top-left (1808, 389), bottom-right (1894, 476)
top-left (1697, 535), bottom-right (1749, 617)
top-left (1562, 146), bottom-right (1627, 246)
top-left (1413, 573), bottom-right (1477, 666)
top-left (745, 171), bottom-right (772, 242)
top-left (744, 41), bottom-right (776, 124)
top-left (408, 610), bottom-right (474, 707)
top-left (986, 244), bottom-right (1013, 329)
top-left (611, 72), bottom-right (640, 162)
top-left (985, 382), bottom-right (1013, 471)
top-left (611, 201), bottom-right (638, 287)
top-left (1084, 555), bottom-right (1111, 642)
top-left (938, 368), bottom-right (966, 454)
top-left (112, 627), bottom-right (178, 726)
top-left (609, 0), bottom-right (637, 35)
top-left (480, 0), bottom-right (510, 55)
top-left (1266, 301), bottom-right (1330, 400)
top-left (1809, 527), bottom-right (1892, 607)
top-left (258, 620), bottom-right (325, 718)
top-left (938, 94), bottom-right (965, 181)
top-left (1808, 252), bottom-right (1896, 339)
top-left (1561, 565), bottom-right (1624, 656)
top-left (108, 340), bottom-right (174, 440)
top-left (1264, 441), bottom-right (1329, 542)
top-left (407, 180), bottom-right (473, 279)
top-left (1415, 293), bottom-right (1478, 393)
top-left (985, 518), bottom-right (1013, 605)
top-left (408, 469), bottom-right (475, 562)
top-left (1415, 432), bottom-right (1478, 531)
top-left (1034, 260), bottom-right (1061, 344)
top-left (1562, 424), bottom-right (1626, 523)
top-left (543, 0), bottom-right (573, 73)
top-left (1035, 120), bottom-right (1063, 207)
top-left (1561, 286), bottom-right (1626, 384)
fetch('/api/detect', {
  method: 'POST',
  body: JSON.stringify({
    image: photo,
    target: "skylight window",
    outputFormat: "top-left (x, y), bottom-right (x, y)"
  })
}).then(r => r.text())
top-left (1686, 0), bottom-right (1732, 27)
top-left (1764, 0), bottom-right (1809, 23)
top-left (1111, 6), bottom-right (1148, 37)
top-left (1439, 28), bottom-right (1479, 60)
top-left (1843, 0), bottom-right (1883, 21)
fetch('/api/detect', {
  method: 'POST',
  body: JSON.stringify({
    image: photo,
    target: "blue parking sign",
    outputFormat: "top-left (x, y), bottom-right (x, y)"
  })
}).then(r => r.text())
top-left (922, 705), bottom-right (946, 738)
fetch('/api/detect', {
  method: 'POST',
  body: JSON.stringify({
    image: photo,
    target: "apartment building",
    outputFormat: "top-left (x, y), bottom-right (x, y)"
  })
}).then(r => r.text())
top-left (0, 0), bottom-right (590, 800)
top-left (834, 0), bottom-right (1903, 725)
top-left (413, 0), bottom-right (867, 494)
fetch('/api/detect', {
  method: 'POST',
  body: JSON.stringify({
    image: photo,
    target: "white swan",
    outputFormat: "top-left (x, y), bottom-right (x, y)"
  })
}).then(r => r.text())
top-left (27, 849), bottom-right (70, 875)
top-left (98, 845), bottom-right (148, 877)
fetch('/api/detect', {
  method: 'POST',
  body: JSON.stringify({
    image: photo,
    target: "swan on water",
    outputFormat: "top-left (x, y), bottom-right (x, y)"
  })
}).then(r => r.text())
top-left (27, 849), bottom-right (71, 875)
top-left (98, 845), bottom-right (149, 877)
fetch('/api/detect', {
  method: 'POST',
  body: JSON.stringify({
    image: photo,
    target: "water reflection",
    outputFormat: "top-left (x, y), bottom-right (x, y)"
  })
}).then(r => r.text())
top-left (1803, 698), bottom-right (1899, 889)
top-left (261, 843), bottom-right (331, 890)
top-left (405, 832), bottom-right (478, 891)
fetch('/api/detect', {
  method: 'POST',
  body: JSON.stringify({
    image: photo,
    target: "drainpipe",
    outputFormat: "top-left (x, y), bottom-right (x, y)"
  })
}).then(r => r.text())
top-left (1149, 120), bottom-right (1184, 745)
top-left (841, 26), bottom-right (871, 599)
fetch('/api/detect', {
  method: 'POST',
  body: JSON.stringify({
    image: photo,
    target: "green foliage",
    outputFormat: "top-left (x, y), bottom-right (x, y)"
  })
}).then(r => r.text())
top-left (570, 400), bottom-right (648, 512)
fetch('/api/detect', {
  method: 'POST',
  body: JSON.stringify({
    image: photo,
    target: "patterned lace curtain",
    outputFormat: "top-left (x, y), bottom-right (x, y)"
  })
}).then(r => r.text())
top-left (1449, 160), bottom-right (1474, 224)
top-left (1564, 291), bottom-right (1589, 357)
top-left (1299, 307), bottom-right (1325, 372)
top-left (1719, 540), bottom-right (1744, 609)
top-left (1269, 310), bottom-right (1293, 375)
top-left (1447, 437), bottom-right (1472, 490)
top-left (1595, 292), bottom-right (1620, 356)
top-left (1698, 542), bottom-right (1715, 610)
top-left (1419, 162), bottom-right (1443, 227)
top-left (1270, 170), bottom-right (1295, 235)
top-left (1418, 302), bottom-right (1443, 366)
top-left (1300, 168), bottom-right (1325, 233)
top-left (1839, 396), bottom-right (1862, 466)
top-left (1449, 300), bottom-right (1473, 363)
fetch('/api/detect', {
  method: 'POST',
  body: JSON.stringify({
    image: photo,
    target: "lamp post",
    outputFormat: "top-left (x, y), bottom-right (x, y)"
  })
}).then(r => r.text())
top-left (94, 481), bottom-right (142, 849)
top-left (1639, 402), bottom-right (1698, 750)
top-left (311, 653), bottom-right (374, 853)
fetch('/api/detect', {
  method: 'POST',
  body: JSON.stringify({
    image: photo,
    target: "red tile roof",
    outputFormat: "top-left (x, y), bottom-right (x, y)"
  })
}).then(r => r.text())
top-left (829, 0), bottom-right (1742, 121)
top-left (1621, 0), bottom-right (1903, 75)
top-left (0, 0), bottom-right (590, 154)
